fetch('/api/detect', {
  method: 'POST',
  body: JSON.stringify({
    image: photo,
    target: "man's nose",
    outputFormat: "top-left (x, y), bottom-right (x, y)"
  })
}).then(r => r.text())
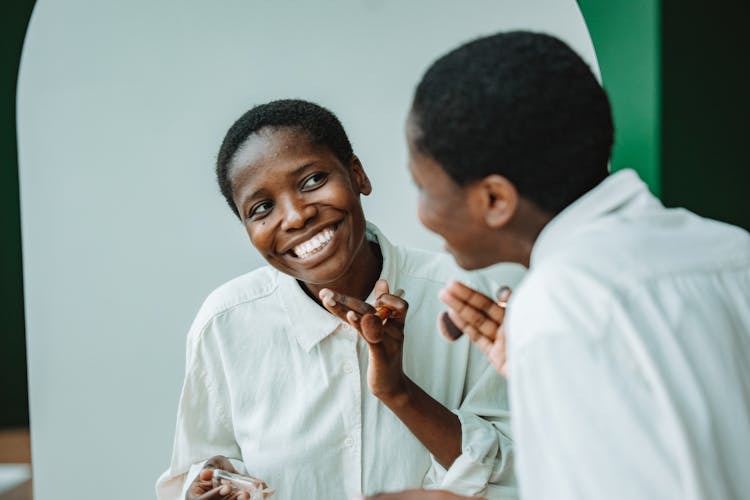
top-left (280, 196), bottom-right (317, 230)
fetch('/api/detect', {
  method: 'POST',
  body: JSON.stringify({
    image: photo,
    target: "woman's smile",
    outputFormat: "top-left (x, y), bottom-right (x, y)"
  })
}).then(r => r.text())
top-left (286, 223), bottom-right (339, 261)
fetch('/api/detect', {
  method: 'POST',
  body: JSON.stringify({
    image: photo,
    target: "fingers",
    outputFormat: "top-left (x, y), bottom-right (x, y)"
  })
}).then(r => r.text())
top-left (374, 290), bottom-right (408, 325)
top-left (360, 312), bottom-right (387, 344)
top-left (204, 455), bottom-right (237, 473)
top-left (320, 288), bottom-right (376, 323)
top-left (320, 281), bottom-right (407, 334)
top-left (438, 281), bottom-right (509, 340)
top-left (446, 308), bottom-right (495, 358)
top-left (373, 278), bottom-right (389, 298)
top-left (195, 485), bottom-right (244, 500)
top-left (193, 457), bottom-right (256, 500)
top-left (189, 456), bottom-right (238, 499)
top-left (439, 292), bottom-right (499, 341)
top-left (441, 280), bottom-right (506, 324)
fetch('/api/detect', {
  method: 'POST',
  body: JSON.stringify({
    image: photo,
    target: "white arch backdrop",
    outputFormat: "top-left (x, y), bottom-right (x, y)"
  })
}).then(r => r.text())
top-left (17, 1), bottom-right (597, 498)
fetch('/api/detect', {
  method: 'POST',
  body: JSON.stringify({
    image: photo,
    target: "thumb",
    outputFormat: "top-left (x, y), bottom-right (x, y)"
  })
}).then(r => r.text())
top-left (360, 314), bottom-right (385, 344)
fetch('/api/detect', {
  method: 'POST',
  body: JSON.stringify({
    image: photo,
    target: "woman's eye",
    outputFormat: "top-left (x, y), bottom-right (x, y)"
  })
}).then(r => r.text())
top-left (301, 172), bottom-right (328, 190)
top-left (248, 201), bottom-right (273, 219)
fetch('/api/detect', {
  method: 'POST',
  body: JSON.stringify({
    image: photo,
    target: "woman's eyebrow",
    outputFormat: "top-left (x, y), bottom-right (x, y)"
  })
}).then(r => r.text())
top-left (289, 162), bottom-right (317, 177)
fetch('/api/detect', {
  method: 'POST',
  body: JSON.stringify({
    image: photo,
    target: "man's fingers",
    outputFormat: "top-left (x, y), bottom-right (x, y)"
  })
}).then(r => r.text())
top-left (439, 291), bottom-right (498, 340)
top-left (441, 281), bottom-right (506, 324)
top-left (446, 309), bottom-right (494, 357)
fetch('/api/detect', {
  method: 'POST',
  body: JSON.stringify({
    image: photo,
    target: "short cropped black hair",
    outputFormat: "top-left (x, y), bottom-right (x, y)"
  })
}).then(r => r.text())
top-left (411, 31), bottom-right (613, 215)
top-left (216, 99), bottom-right (354, 218)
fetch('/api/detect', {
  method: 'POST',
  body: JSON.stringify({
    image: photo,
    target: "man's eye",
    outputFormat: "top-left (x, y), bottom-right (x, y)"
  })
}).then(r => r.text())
top-left (249, 201), bottom-right (273, 218)
top-left (301, 172), bottom-right (328, 190)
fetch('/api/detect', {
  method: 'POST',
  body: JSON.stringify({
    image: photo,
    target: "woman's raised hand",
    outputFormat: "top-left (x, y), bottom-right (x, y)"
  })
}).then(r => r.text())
top-left (319, 279), bottom-right (410, 402)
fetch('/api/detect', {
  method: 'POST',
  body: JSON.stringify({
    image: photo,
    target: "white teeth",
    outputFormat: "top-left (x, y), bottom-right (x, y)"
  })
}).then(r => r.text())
top-left (293, 227), bottom-right (335, 259)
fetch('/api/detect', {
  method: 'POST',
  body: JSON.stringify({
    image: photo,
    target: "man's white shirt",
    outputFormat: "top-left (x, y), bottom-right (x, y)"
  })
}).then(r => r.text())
top-left (507, 169), bottom-right (750, 500)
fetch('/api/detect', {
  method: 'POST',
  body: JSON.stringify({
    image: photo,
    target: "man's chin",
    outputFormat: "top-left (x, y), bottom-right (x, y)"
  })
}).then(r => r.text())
top-left (448, 249), bottom-right (494, 271)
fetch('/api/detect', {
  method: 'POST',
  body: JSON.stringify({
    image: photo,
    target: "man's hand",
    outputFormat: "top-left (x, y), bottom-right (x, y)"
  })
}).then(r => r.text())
top-left (319, 279), bottom-right (409, 402)
top-left (438, 281), bottom-right (511, 377)
top-left (185, 455), bottom-right (261, 500)
top-left (356, 489), bottom-right (485, 500)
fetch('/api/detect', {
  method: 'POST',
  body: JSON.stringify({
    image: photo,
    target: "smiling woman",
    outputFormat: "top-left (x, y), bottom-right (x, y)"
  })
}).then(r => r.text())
top-left (156, 100), bottom-right (523, 500)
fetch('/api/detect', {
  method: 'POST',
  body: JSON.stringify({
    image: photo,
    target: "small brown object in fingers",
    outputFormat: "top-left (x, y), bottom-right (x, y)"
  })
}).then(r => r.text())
top-left (374, 288), bottom-right (405, 323)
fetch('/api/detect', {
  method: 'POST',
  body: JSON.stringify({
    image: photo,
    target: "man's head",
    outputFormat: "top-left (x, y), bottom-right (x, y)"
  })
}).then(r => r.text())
top-left (407, 31), bottom-right (613, 269)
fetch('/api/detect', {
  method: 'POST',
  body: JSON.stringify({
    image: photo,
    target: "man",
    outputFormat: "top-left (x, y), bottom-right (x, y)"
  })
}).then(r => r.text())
top-left (367, 31), bottom-right (750, 499)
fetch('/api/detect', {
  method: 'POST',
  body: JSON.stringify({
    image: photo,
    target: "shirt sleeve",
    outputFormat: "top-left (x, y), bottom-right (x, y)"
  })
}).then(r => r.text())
top-left (423, 343), bottom-right (516, 500)
top-left (510, 329), bottom-right (681, 500)
top-left (155, 318), bottom-right (244, 500)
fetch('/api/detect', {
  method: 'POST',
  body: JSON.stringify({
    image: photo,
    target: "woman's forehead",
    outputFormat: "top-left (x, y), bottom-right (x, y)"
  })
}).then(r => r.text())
top-left (229, 127), bottom-right (316, 170)
top-left (228, 129), bottom-right (345, 193)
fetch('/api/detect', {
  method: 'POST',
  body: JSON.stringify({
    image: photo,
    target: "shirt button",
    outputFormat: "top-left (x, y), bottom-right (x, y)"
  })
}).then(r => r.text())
top-left (344, 437), bottom-right (354, 447)
top-left (343, 362), bottom-right (354, 374)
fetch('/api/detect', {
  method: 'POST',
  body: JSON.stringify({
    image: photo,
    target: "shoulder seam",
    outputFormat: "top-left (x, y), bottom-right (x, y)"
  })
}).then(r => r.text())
top-left (190, 279), bottom-right (280, 343)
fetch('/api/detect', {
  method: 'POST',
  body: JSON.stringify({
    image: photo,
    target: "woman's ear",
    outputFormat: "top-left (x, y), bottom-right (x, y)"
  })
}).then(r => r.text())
top-left (349, 156), bottom-right (372, 195)
top-left (477, 175), bottom-right (518, 229)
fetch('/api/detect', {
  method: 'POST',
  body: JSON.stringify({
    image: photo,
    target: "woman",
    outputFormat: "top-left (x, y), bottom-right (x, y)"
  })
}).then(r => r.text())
top-left (156, 100), bottom-right (521, 500)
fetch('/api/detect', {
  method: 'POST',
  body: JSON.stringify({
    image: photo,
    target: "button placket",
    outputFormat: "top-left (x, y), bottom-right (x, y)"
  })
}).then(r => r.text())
top-left (335, 323), bottom-right (362, 493)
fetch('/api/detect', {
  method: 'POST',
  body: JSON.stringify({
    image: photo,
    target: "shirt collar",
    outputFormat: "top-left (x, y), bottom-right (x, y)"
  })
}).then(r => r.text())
top-left (278, 221), bottom-right (400, 352)
top-left (530, 169), bottom-right (658, 267)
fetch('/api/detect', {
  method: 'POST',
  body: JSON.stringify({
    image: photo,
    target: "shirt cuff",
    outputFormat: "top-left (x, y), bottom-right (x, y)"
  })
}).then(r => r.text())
top-left (423, 411), bottom-right (514, 498)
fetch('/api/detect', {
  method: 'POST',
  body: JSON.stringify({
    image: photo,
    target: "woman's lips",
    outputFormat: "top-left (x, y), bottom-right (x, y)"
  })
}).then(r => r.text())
top-left (289, 224), bottom-right (338, 259)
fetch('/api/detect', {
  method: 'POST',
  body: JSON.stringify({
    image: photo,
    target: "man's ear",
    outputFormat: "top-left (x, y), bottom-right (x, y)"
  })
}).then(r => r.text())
top-left (349, 156), bottom-right (372, 195)
top-left (476, 174), bottom-right (518, 229)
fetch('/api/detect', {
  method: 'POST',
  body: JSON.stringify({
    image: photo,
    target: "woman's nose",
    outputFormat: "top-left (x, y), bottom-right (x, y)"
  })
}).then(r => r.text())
top-left (280, 197), bottom-right (317, 230)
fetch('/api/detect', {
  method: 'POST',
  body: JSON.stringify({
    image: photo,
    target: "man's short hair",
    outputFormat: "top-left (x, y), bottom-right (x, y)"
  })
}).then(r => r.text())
top-left (411, 31), bottom-right (614, 215)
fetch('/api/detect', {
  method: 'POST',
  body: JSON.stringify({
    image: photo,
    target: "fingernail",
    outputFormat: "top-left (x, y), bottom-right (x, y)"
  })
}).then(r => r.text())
top-left (323, 296), bottom-right (336, 307)
top-left (496, 286), bottom-right (511, 306)
top-left (220, 485), bottom-right (231, 495)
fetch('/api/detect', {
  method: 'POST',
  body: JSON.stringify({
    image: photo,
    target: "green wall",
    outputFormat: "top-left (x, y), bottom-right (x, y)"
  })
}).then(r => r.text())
top-left (1, 1), bottom-right (35, 428)
top-left (661, 1), bottom-right (749, 231)
top-left (580, 0), bottom-right (748, 231)
top-left (578, 0), bottom-right (661, 195)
